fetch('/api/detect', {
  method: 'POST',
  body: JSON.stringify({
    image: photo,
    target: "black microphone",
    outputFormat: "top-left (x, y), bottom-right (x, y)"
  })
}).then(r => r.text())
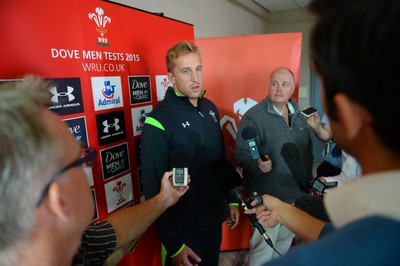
top-left (280, 142), bottom-right (311, 193)
top-left (210, 158), bottom-right (277, 251)
top-left (241, 127), bottom-right (268, 161)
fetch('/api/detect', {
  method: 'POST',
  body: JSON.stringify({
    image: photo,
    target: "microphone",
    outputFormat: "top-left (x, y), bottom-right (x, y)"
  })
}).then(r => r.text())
top-left (210, 158), bottom-right (277, 251)
top-left (280, 142), bottom-right (311, 193)
top-left (241, 127), bottom-right (268, 161)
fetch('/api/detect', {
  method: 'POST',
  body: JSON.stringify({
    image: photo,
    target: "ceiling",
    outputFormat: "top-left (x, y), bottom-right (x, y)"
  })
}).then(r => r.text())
top-left (252, 0), bottom-right (311, 12)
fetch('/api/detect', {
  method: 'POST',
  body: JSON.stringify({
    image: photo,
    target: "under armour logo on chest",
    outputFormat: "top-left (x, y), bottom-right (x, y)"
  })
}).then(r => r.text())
top-left (182, 121), bottom-right (190, 128)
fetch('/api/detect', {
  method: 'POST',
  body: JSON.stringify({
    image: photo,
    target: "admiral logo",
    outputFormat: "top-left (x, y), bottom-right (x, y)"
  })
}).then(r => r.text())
top-left (128, 76), bottom-right (152, 105)
top-left (100, 143), bottom-right (130, 180)
top-left (91, 76), bottom-right (124, 111)
top-left (88, 7), bottom-right (111, 46)
top-left (131, 105), bottom-right (153, 136)
top-left (47, 78), bottom-right (84, 116)
top-left (96, 110), bottom-right (126, 146)
top-left (156, 75), bottom-right (171, 101)
top-left (63, 117), bottom-right (89, 148)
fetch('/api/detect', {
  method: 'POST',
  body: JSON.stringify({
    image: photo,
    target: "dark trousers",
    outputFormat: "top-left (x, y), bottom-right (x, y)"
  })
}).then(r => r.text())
top-left (165, 225), bottom-right (222, 266)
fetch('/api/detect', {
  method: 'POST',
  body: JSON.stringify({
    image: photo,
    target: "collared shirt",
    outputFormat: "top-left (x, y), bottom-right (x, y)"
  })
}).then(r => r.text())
top-left (325, 169), bottom-right (400, 228)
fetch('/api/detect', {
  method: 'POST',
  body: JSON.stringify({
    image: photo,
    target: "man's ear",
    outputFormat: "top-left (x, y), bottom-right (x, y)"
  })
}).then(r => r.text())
top-left (46, 182), bottom-right (68, 221)
top-left (167, 72), bottom-right (175, 85)
top-left (333, 93), bottom-right (369, 140)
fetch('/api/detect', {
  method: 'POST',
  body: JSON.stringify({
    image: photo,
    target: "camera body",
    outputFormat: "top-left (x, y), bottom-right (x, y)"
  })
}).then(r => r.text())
top-left (172, 167), bottom-right (188, 187)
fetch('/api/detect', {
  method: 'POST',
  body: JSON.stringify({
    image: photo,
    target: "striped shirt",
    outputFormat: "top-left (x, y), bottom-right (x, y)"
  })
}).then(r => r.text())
top-left (73, 221), bottom-right (117, 266)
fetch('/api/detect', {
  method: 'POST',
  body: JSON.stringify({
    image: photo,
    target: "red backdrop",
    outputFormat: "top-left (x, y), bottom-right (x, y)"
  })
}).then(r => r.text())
top-left (196, 33), bottom-right (302, 251)
top-left (0, 0), bottom-right (193, 265)
top-left (0, 0), bottom-right (301, 263)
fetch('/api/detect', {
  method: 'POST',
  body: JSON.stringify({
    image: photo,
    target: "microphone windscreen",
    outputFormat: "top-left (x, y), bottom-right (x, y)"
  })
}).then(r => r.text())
top-left (280, 142), bottom-right (310, 193)
top-left (294, 195), bottom-right (330, 222)
top-left (241, 126), bottom-right (257, 140)
top-left (210, 157), bottom-right (243, 197)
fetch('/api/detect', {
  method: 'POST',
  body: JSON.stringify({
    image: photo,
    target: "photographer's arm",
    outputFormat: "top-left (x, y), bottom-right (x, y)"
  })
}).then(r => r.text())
top-left (245, 194), bottom-right (327, 242)
top-left (106, 171), bottom-right (189, 250)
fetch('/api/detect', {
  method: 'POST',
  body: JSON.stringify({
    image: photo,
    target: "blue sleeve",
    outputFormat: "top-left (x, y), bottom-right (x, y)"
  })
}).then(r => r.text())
top-left (265, 216), bottom-right (400, 266)
top-left (318, 222), bottom-right (335, 238)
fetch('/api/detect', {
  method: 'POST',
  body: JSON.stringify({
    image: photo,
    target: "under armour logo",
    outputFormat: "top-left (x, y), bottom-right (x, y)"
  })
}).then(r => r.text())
top-left (103, 118), bottom-right (120, 133)
top-left (50, 86), bottom-right (75, 103)
top-left (182, 121), bottom-right (190, 128)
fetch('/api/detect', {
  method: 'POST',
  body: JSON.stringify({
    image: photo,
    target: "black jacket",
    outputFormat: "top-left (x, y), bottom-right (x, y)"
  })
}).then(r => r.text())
top-left (141, 87), bottom-right (229, 255)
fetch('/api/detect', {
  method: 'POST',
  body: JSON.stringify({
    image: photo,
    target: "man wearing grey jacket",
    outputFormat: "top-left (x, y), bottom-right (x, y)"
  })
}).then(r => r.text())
top-left (235, 67), bottom-right (314, 265)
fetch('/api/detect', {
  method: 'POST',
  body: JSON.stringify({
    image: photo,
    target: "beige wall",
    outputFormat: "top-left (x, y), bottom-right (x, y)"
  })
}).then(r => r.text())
top-left (269, 8), bottom-right (316, 108)
top-left (110, 0), bottom-right (315, 107)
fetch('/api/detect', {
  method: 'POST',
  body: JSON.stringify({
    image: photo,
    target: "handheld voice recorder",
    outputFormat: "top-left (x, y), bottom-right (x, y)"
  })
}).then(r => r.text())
top-left (172, 167), bottom-right (188, 187)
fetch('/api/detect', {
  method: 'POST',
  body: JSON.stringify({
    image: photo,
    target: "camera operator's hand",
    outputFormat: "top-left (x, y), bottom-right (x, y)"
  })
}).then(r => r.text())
top-left (245, 193), bottom-right (327, 242)
top-left (245, 194), bottom-right (283, 228)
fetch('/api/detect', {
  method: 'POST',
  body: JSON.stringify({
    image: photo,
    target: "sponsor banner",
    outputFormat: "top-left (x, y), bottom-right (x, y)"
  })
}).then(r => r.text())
top-left (64, 116), bottom-right (89, 148)
top-left (1, 1), bottom-right (194, 264)
top-left (131, 105), bottom-right (153, 137)
top-left (96, 110), bottom-right (127, 146)
top-left (47, 77), bottom-right (84, 115)
top-left (128, 75), bottom-right (152, 105)
top-left (155, 75), bottom-right (171, 101)
top-left (100, 142), bottom-right (131, 180)
top-left (104, 173), bottom-right (134, 213)
top-left (91, 76), bottom-right (124, 111)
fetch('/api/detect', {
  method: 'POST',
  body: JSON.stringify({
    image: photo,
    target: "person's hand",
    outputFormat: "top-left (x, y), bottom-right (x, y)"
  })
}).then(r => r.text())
top-left (226, 205), bottom-right (240, 229)
top-left (305, 111), bottom-right (321, 132)
top-left (244, 194), bottom-right (283, 228)
top-left (171, 245), bottom-right (201, 266)
top-left (310, 177), bottom-right (327, 197)
top-left (159, 171), bottom-right (190, 207)
top-left (257, 155), bottom-right (272, 173)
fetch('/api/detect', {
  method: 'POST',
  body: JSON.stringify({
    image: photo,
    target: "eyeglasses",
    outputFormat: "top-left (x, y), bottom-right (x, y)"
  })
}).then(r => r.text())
top-left (36, 147), bottom-right (97, 207)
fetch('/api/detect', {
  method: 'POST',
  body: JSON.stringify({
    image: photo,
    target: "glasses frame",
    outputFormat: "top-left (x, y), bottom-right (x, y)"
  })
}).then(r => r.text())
top-left (36, 147), bottom-right (97, 207)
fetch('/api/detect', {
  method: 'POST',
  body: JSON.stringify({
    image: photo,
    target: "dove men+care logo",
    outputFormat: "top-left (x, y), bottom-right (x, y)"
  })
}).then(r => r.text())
top-left (63, 116), bottom-right (89, 148)
top-left (129, 75), bottom-right (152, 105)
top-left (100, 143), bottom-right (130, 181)
top-left (47, 78), bottom-right (84, 116)
top-left (96, 110), bottom-right (127, 146)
